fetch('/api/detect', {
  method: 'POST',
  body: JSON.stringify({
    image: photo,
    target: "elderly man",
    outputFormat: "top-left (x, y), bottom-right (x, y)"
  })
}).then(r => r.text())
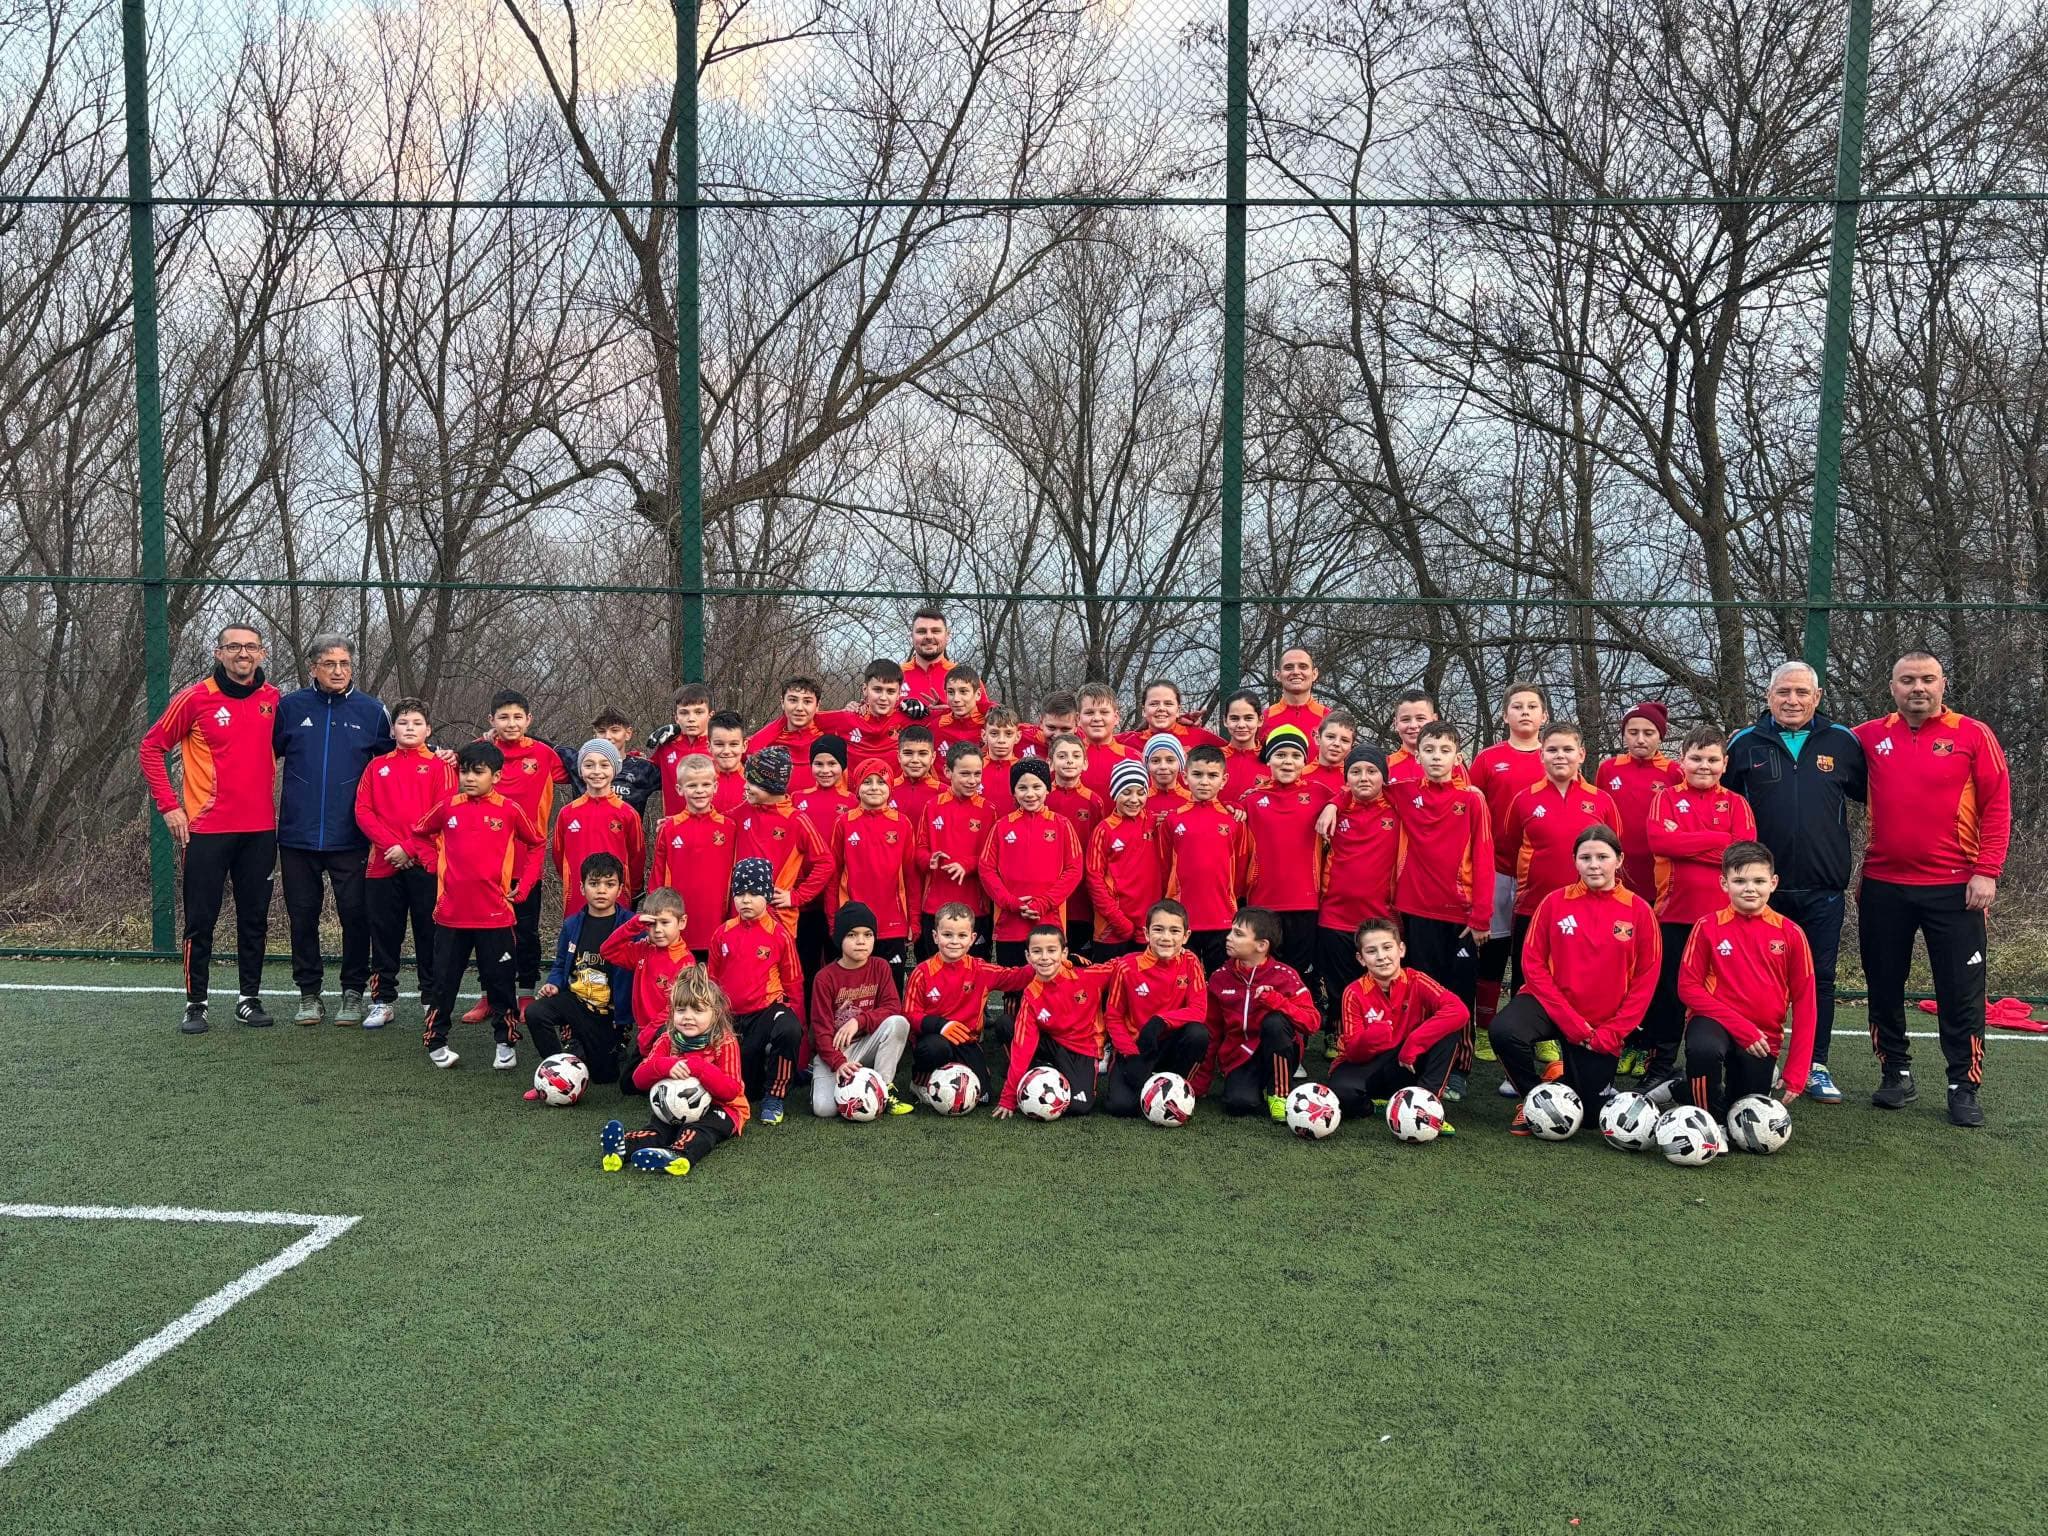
top-left (1853, 653), bottom-right (2011, 1127)
top-left (139, 624), bottom-right (282, 1034)
top-left (1722, 660), bottom-right (1866, 1103)
top-left (273, 635), bottom-right (393, 1026)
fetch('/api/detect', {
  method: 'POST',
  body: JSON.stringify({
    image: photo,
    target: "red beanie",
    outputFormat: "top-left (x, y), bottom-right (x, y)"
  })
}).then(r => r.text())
top-left (1621, 700), bottom-right (1669, 735)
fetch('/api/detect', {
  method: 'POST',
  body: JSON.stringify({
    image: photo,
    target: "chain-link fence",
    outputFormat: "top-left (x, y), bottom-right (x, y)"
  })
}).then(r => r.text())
top-left (3, 0), bottom-right (2043, 965)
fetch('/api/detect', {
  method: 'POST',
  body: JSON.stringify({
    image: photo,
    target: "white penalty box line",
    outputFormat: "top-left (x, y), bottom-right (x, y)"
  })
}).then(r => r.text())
top-left (0, 1203), bottom-right (361, 1469)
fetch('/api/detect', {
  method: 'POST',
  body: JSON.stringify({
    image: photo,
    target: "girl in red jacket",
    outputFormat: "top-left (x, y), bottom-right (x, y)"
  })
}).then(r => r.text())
top-left (601, 967), bottom-right (749, 1177)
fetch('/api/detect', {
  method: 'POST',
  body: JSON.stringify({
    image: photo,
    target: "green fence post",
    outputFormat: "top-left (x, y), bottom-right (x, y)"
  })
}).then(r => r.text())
top-left (1218, 0), bottom-right (1247, 702)
top-left (123, 0), bottom-right (175, 954)
top-left (675, 0), bottom-right (705, 683)
top-left (1804, 0), bottom-right (1871, 684)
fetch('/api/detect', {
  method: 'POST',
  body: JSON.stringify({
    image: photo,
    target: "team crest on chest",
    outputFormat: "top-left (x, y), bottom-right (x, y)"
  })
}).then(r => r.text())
top-left (1612, 921), bottom-right (1634, 940)
top-left (1932, 739), bottom-right (1956, 756)
top-left (1769, 940), bottom-right (1788, 955)
top-left (484, 816), bottom-right (504, 831)
top-left (523, 760), bottom-right (537, 774)
top-left (1816, 755), bottom-right (1835, 772)
top-left (258, 701), bottom-right (275, 717)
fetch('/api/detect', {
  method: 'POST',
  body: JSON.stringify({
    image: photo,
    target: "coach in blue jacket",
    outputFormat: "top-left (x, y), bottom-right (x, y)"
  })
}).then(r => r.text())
top-left (1723, 660), bottom-right (1866, 1105)
top-left (273, 635), bottom-right (393, 1026)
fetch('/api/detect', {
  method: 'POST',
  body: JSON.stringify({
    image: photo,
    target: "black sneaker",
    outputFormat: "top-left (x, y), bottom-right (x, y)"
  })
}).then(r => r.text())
top-left (236, 996), bottom-right (274, 1029)
top-left (1947, 1085), bottom-right (1984, 1127)
top-left (1871, 1069), bottom-right (1917, 1109)
top-left (180, 1002), bottom-right (210, 1035)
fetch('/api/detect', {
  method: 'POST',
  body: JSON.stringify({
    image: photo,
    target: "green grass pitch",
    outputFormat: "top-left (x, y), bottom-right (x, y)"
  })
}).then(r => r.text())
top-left (3, 959), bottom-right (2045, 1534)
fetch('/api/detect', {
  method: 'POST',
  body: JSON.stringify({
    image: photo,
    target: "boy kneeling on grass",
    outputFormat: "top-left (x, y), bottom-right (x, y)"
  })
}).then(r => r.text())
top-left (603, 968), bottom-right (748, 1178)
top-left (1101, 899), bottom-right (1210, 1118)
top-left (991, 923), bottom-right (1112, 1118)
top-left (809, 902), bottom-right (914, 1118)
top-left (1327, 918), bottom-right (1467, 1130)
top-left (522, 852), bottom-right (633, 1099)
top-left (903, 901), bottom-right (1032, 1109)
top-left (1198, 905), bottom-right (1321, 1120)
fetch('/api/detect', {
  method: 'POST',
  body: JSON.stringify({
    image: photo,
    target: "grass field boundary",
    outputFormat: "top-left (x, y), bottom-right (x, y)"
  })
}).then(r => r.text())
top-left (0, 1203), bottom-right (361, 1470)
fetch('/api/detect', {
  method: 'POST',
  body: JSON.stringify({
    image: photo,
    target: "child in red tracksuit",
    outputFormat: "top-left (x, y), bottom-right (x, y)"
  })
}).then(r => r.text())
top-left (1488, 826), bottom-right (1661, 1131)
top-left (978, 759), bottom-right (1083, 965)
top-left (1101, 899), bottom-right (1210, 1117)
top-left (1046, 735), bottom-right (1105, 956)
top-left (652, 756), bottom-right (738, 962)
top-left (832, 765), bottom-right (921, 978)
top-left (1315, 744), bottom-right (1397, 1042)
top-left (1086, 760), bottom-right (1165, 961)
top-left (1201, 907), bottom-right (1322, 1119)
top-left (1497, 721), bottom-right (1621, 987)
top-left (990, 925), bottom-right (1112, 1117)
top-left (476, 690), bottom-right (571, 1013)
top-left (550, 738), bottom-right (646, 914)
top-left (1595, 700), bottom-right (1681, 904)
top-left (707, 858), bottom-right (806, 1126)
top-left (1678, 841), bottom-right (1817, 1120)
top-left (734, 746), bottom-right (832, 939)
top-left (598, 887), bottom-right (700, 1085)
top-left (1237, 724), bottom-right (1334, 988)
top-left (902, 903), bottom-right (1032, 1104)
top-left (915, 745), bottom-right (994, 954)
top-left (602, 966), bottom-right (748, 1177)
top-left (1164, 745), bottom-right (1250, 973)
top-left (355, 697), bottom-right (454, 1030)
top-left (1327, 917), bottom-right (1467, 1119)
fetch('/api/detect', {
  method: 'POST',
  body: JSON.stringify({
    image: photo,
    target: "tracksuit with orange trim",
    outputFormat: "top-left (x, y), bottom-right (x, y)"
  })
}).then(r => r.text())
top-left (625, 1029), bottom-right (749, 1164)
top-left (901, 954), bottom-right (1034, 1095)
top-left (355, 743), bottom-right (457, 1009)
top-left (1594, 751), bottom-right (1683, 904)
top-left (1161, 799), bottom-right (1250, 972)
top-left (1085, 811), bottom-right (1166, 958)
top-left (1101, 949), bottom-right (1210, 1117)
top-left (1327, 968), bottom-right (1467, 1116)
top-left (486, 735), bottom-right (572, 995)
top-left (707, 912), bottom-right (807, 1105)
top-left (412, 789), bottom-right (544, 1049)
top-left (1677, 907), bottom-right (1816, 1120)
top-left (1388, 776), bottom-right (1494, 1039)
top-left (996, 962), bottom-right (1112, 1114)
top-left (1638, 780), bottom-right (1757, 1079)
top-left (1314, 789), bottom-right (1399, 1031)
top-left (650, 808), bottom-right (738, 959)
top-left (1497, 777), bottom-right (1623, 988)
top-left (1237, 778), bottom-right (1334, 988)
top-left (1199, 957), bottom-right (1321, 1114)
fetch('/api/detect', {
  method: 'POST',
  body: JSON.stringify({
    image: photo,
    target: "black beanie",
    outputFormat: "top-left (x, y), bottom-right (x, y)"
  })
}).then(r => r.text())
top-left (812, 733), bottom-right (849, 768)
top-left (834, 902), bottom-right (878, 946)
top-left (1010, 756), bottom-right (1052, 790)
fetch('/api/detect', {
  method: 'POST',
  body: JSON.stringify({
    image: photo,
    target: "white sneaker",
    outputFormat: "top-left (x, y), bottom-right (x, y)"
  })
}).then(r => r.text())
top-left (493, 1042), bottom-right (518, 1070)
top-left (1292, 1063), bottom-right (1308, 1081)
top-left (361, 1002), bottom-right (395, 1030)
top-left (1496, 1078), bottom-right (1519, 1098)
top-left (428, 1046), bottom-right (459, 1069)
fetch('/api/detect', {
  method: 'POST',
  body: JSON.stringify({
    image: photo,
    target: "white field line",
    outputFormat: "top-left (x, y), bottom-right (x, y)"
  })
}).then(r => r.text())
top-left (0, 1203), bottom-right (361, 1469)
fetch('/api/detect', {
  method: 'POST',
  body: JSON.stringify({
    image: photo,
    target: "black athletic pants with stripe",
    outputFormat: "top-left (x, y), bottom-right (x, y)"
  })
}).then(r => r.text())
top-left (181, 829), bottom-right (275, 1005)
top-left (626, 1107), bottom-right (738, 1164)
top-left (911, 1015), bottom-right (993, 1095)
top-left (524, 990), bottom-right (623, 1083)
top-left (1859, 878), bottom-right (1988, 1086)
top-left (1104, 1019), bottom-right (1212, 1117)
top-left (1681, 1019), bottom-right (1775, 1122)
top-left (1327, 1036), bottom-right (1460, 1117)
top-left (1221, 1013), bottom-right (1301, 1115)
top-left (1488, 995), bottom-right (1618, 1102)
top-left (733, 1004), bottom-right (802, 1102)
top-left (366, 867), bottom-right (438, 1004)
top-left (423, 926), bottom-right (516, 1048)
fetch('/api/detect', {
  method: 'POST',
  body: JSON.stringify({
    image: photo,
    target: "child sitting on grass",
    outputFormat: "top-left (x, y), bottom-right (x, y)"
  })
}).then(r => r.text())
top-left (990, 923), bottom-right (1111, 1118)
top-left (808, 902), bottom-right (915, 1118)
top-left (603, 967), bottom-right (748, 1177)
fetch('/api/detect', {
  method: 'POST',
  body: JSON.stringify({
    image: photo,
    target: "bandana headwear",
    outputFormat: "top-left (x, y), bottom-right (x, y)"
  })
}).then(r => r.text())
top-left (1261, 724), bottom-right (1311, 763)
top-left (834, 902), bottom-right (878, 946)
top-left (811, 733), bottom-right (849, 768)
top-left (1108, 759), bottom-right (1150, 800)
top-left (578, 737), bottom-right (623, 775)
top-left (1142, 732), bottom-right (1186, 767)
top-left (1621, 700), bottom-right (1670, 736)
top-left (731, 857), bottom-right (777, 899)
top-left (1010, 756), bottom-right (1052, 791)
top-left (1345, 743), bottom-right (1389, 776)
top-left (744, 746), bottom-right (792, 796)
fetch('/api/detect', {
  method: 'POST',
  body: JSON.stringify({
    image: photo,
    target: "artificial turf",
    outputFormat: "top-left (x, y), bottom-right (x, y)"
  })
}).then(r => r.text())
top-left (3, 959), bottom-right (2045, 1534)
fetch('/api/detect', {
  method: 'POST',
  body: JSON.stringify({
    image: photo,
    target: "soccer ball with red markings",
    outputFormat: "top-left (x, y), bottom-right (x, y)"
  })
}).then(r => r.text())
top-left (1386, 1086), bottom-right (1445, 1143)
top-left (920, 1064), bottom-right (982, 1116)
top-left (531, 1053), bottom-right (588, 1107)
top-left (1597, 1091), bottom-right (1660, 1152)
top-left (1017, 1065), bottom-right (1073, 1120)
top-left (649, 1075), bottom-right (711, 1125)
top-left (1522, 1082), bottom-right (1584, 1140)
top-left (1654, 1105), bottom-right (1725, 1166)
top-left (834, 1066), bottom-right (888, 1123)
top-left (1726, 1095), bottom-right (1792, 1154)
top-left (1140, 1071), bottom-right (1195, 1127)
top-left (1285, 1082), bottom-right (1342, 1139)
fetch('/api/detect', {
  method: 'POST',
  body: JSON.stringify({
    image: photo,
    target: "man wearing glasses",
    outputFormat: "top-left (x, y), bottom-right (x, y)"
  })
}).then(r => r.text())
top-left (139, 624), bottom-right (285, 1034)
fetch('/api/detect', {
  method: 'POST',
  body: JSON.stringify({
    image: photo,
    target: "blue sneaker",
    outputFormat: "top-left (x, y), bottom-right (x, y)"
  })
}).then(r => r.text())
top-left (759, 1094), bottom-right (785, 1126)
top-left (600, 1119), bottom-right (626, 1172)
top-left (1806, 1064), bottom-right (1843, 1104)
top-left (1443, 1072), bottom-right (1467, 1103)
top-left (628, 1146), bottom-right (682, 1173)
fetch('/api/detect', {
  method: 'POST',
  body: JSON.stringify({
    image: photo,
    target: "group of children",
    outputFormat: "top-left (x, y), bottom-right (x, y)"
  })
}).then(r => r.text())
top-left (353, 664), bottom-right (1814, 1176)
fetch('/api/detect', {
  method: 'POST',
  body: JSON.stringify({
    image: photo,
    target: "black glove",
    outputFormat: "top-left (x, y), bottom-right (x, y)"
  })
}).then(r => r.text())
top-left (898, 696), bottom-right (929, 720)
top-left (647, 722), bottom-right (679, 749)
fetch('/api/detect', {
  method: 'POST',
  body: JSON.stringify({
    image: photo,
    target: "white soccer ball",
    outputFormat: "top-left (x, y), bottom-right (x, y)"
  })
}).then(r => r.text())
top-left (1655, 1104), bottom-right (1726, 1166)
top-left (1285, 1082), bottom-right (1342, 1139)
top-left (1598, 1090), bottom-right (1660, 1152)
top-left (1386, 1086), bottom-right (1445, 1144)
top-left (834, 1066), bottom-right (889, 1123)
top-left (1016, 1065), bottom-right (1073, 1120)
top-left (531, 1053), bottom-right (588, 1107)
top-left (1726, 1094), bottom-right (1792, 1154)
top-left (1140, 1071), bottom-right (1196, 1127)
top-left (921, 1063), bottom-right (982, 1116)
top-left (649, 1075), bottom-right (711, 1125)
top-left (1522, 1081), bottom-right (1584, 1140)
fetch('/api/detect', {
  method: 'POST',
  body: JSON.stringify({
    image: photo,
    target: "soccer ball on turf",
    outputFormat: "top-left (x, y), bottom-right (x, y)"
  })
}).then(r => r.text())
top-left (834, 1066), bottom-right (888, 1123)
top-left (649, 1075), bottom-right (711, 1125)
top-left (531, 1053), bottom-right (588, 1106)
top-left (1726, 1094), bottom-right (1792, 1154)
top-left (1285, 1082), bottom-right (1342, 1139)
top-left (1598, 1090), bottom-right (1660, 1152)
top-left (921, 1064), bottom-right (982, 1116)
top-left (1386, 1086), bottom-right (1445, 1144)
top-left (1655, 1104), bottom-right (1725, 1166)
top-left (1522, 1081), bottom-right (1584, 1140)
top-left (1140, 1071), bottom-right (1195, 1127)
top-left (1017, 1065), bottom-right (1073, 1120)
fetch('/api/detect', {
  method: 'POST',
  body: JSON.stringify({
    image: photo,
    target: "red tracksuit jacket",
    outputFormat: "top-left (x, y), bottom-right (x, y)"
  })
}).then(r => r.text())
top-left (933, 707), bottom-right (988, 750)
top-left (915, 791), bottom-right (995, 916)
top-left (1319, 790), bottom-right (1398, 931)
top-left (794, 782), bottom-right (856, 856)
top-left (1162, 799), bottom-right (1249, 931)
top-left (1520, 882), bottom-right (1662, 1053)
top-left (1259, 699), bottom-right (1328, 744)
top-left (139, 672), bottom-right (282, 833)
top-left (1086, 812), bottom-right (1165, 944)
top-left (1047, 782), bottom-right (1105, 925)
top-left (889, 771), bottom-right (945, 833)
top-left (708, 912), bottom-right (806, 1026)
top-left (413, 791), bottom-right (543, 928)
top-left (1144, 784), bottom-right (1193, 824)
top-left (1079, 739), bottom-right (1139, 804)
top-left (1391, 777), bottom-right (1494, 930)
top-left (654, 734), bottom-right (711, 816)
top-left (1500, 778), bottom-right (1623, 916)
top-left (979, 757), bottom-right (1018, 818)
top-left (1104, 949), bottom-right (1208, 1055)
top-left (651, 809), bottom-right (738, 952)
top-left (1116, 721), bottom-right (1226, 755)
top-left (734, 798), bottom-right (832, 934)
top-left (831, 806), bottom-right (919, 939)
top-left (1203, 957), bottom-right (1321, 1084)
top-left (815, 706), bottom-right (920, 772)
top-left (746, 718), bottom-right (827, 793)
top-left (809, 957), bottom-right (904, 1070)
top-left (630, 1030), bottom-right (749, 1133)
top-left (355, 744), bottom-right (456, 877)
top-left (1334, 969), bottom-right (1467, 1069)
top-left (551, 792), bottom-right (646, 913)
top-left (1853, 710), bottom-right (2012, 884)
top-left (600, 914), bottom-right (703, 1048)
top-left (1646, 782), bottom-right (1756, 926)
top-left (998, 963), bottom-right (1114, 1109)
top-left (1222, 744), bottom-right (1266, 801)
top-left (1679, 906), bottom-right (1818, 1097)
top-left (1596, 752), bottom-right (1683, 901)
top-left (1469, 741), bottom-right (1547, 840)
top-left (978, 808), bottom-right (1084, 941)
top-left (901, 955), bottom-right (1032, 1040)
top-left (1239, 778), bottom-right (1335, 912)
top-left (487, 736), bottom-right (570, 887)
